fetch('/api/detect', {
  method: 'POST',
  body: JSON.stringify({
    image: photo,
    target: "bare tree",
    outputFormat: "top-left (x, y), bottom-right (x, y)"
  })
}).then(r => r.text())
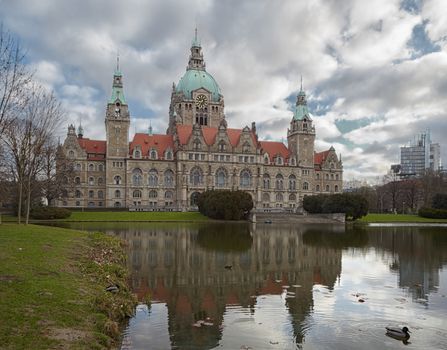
top-left (0, 23), bottom-right (32, 135)
top-left (3, 83), bottom-right (64, 224)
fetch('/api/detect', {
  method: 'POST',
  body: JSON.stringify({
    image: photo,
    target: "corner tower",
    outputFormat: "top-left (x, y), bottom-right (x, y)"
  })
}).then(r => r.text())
top-left (287, 83), bottom-right (315, 167)
top-left (105, 60), bottom-right (130, 158)
top-left (168, 29), bottom-right (225, 133)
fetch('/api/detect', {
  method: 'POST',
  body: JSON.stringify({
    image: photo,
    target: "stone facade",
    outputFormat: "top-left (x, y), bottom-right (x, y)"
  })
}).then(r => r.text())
top-left (58, 33), bottom-right (343, 211)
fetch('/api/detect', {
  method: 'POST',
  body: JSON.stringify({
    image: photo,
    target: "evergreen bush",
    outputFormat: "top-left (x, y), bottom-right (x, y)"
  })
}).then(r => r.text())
top-left (197, 190), bottom-right (253, 220)
top-left (30, 206), bottom-right (71, 220)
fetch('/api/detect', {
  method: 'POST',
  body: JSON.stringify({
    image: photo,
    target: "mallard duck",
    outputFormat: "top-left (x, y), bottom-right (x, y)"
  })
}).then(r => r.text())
top-left (385, 326), bottom-right (411, 339)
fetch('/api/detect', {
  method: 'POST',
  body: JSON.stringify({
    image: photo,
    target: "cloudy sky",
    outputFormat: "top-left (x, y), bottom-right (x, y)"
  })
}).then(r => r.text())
top-left (1, 0), bottom-right (446, 182)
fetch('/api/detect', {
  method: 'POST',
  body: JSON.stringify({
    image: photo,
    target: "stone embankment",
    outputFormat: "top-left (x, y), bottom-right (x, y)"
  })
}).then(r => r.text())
top-left (254, 212), bottom-right (345, 224)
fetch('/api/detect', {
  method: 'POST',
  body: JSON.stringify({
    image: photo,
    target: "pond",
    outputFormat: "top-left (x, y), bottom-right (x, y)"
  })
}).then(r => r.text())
top-left (59, 222), bottom-right (447, 350)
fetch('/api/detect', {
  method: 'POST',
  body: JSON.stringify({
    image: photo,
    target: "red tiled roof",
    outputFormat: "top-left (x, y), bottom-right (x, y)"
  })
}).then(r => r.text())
top-left (77, 138), bottom-right (106, 155)
top-left (259, 141), bottom-right (290, 162)
top-left (314, 150), bottom-right (331, 165)
top-left (130, 133), bottom-right (174, 158)
top-left (176, 125), bottom-right (256, 147)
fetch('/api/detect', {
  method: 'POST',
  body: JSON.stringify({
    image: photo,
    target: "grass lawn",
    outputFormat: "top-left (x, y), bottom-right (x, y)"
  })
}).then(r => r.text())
top-left (0, 224), bottom-right (136, 349)
top-left (358, 213), bottom-right (447, 223)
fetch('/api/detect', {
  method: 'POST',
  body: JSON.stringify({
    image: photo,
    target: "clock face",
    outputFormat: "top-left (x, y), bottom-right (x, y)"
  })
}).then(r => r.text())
top-left (196, 94), bottom-right (208, 108)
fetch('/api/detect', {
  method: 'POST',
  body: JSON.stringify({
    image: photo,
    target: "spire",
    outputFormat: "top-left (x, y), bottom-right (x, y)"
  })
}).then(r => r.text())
top-left (192, 27), bottom-right (201, 48)
top-left (188, 28), bottom-right (205, 70)
top-left (109, 57), bottom-right (127, 105)
top-left (77, 122), bottom-right (84, 138)
top-left (293, 79), bottom-right (310, 121)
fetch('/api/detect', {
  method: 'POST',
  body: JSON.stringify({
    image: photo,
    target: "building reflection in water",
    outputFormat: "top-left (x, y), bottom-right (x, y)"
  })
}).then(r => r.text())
top-left (107, 223), bottom-right (343, 349)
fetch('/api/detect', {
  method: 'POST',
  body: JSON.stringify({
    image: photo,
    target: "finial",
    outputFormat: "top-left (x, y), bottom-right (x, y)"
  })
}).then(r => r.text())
top-left (300, 75), bottom-right (303, 91)
top-left (116, 49), bottom-right (120, 72)
top-left (195, 27), bottom-right (198, 42)
top-left (148, 120), bottom-right (153, 136)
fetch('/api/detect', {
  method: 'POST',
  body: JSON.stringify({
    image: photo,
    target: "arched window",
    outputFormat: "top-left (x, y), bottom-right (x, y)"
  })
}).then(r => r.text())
top-left (132, 168), bottom-right (143, 186)
top-left (164, 169), bottom-right (174, 187)
top-left (218, 141), bottom-right (226, 152)
top-left (165, 149), bottom-right (173, 160)
top-left (316, 173), bottom-right (320, 180)
top-left (76, 163), bottom-right (81, 171)
top-left (262, 193), bottom-right (270, 202)
top-left (114, 202), bottom-right (121, 208)
top-left (331, 174), bottom-right (334, 180)
top-left (98, 164), bottom-right (104, 172)
top-left (289, 175), bottom-right (296, 190)
top-left (133, 190), bottom-right (142, 198)
top-left (98, 177), bottom-right (103, 185)
top-left (149, 190), bottom-right (157, 198)
top-left (134, 150), bottom-right (141, 158)
top-left (325, 174), bottom-right (329, 180)
top-left (75, 190), bottom-right (82, 198)
top-left (88, 201), bottom-right (95, 207)
top-left (89, 177), bottom-right (94, 185)
top-left (148, 169), bottom-right (158, 187)
top-left (75, 177), bottom-right (81, 185)
top-left (275, 156), bottom-right (283, 165)
top-left (150, 149), bottom-right (157, 160)
top-left (98, 190), bottom-right (104, 199)
top-left (336, 174), bottom-right (339, 180)
top-left (290, 158), bottom-right (296, 166)
top-left (190, 192), bottom-right (200, 206)
top-left (190, 167), bottom-right (203, 186)
top-left (75, 201), bottom-right (80, 207)
top-left (215, 168), bottom-right (227, 188)
top-left (193, 139), bottom-right (201, 150)
top-left (276, 193), bottom-right (283, 202)
top-left (303, 182), bottom-right (309, 190)
top-left (114, 175), bottom-right (122, 185)
top-left (335, 185), bottom-right (339, 192)
top-left (115, 190), bottom-right (121, 198)
top-left (316, 185), bottom-right (320, 191)
top-left (263, 174), bottom-right (270, 189)
top-left (275, 174), bottom-right (284, 190)
top-left (326, 185), bottom-right (330, 192)
top-left (264, 154), bottom-right (269, 164)
top-left (88, 164), bottom-right (94, 172)
top-left (240, 169), bottom-right (251, 188)
top-left (89, 190), bottom-right (94, 198)
top-left (242, 141), bottom-right (250, 153)
top-left (331, 162), bottom-right (335, 169)
top-left (165, 191), bottom-right (173, 199)
top-left (289, 194), bottom-right (296, 201)
top-left (68, 150), bottom-right (75, 158)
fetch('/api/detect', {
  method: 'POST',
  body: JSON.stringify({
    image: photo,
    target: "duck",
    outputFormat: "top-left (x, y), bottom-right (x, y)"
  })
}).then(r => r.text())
top-left (385, 326), bottom-right (411, 340)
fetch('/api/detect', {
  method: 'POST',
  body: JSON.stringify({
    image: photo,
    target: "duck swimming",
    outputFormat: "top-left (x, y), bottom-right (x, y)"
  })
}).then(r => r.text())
top-left (385, 326), bottom-right (411, 340)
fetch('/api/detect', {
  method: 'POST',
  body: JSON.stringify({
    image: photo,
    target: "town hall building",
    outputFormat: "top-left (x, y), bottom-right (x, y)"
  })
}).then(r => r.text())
top-left (59, 32), bottom-right (343, 211)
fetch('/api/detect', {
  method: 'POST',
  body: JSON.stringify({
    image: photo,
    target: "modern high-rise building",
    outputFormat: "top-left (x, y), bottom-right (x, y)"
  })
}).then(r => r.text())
top-left (399, 130), bottom-right (441, 177)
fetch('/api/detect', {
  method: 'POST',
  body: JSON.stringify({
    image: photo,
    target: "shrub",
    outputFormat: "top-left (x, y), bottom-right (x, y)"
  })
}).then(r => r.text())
top-left (432, 194), bottom-right (447, 210)
top-left (303, 193), bottom-right (369, 220)
top-left (30, 206), bottom-right (71, 220)
top-left (418, 207), bottom-right (447, 219)
top-left (197, 190), bottom-right (253, 220)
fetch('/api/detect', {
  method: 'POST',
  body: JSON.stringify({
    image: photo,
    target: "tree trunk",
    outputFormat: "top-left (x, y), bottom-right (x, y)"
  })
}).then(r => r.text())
top-left (17, 180), bottom-right (22, 224)
top-left (25, 174), bottom-right (31, 225)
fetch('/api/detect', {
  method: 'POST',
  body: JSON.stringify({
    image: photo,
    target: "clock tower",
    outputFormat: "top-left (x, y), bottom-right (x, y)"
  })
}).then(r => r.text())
top-left (105, 63), bottom-right (130, 158)
top-left (167, 30), bottom-right (226, 133)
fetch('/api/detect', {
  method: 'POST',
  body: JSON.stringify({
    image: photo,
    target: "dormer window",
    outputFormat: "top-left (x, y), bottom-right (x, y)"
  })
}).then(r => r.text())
top-left (150, 149), bottom-right (157, 160)
top-left (134, 150), bottom-right (141, 158)
top-left (218, 141), bottom-right (226, 152)
top-left (193, 139), bottom-right (201, 151)
top-left (165, 150), bottom-right (173, 160)
top-left (242, 142), bottom-right (250, 153)
top-left (264, 155), bottom-right (269, 164)
top-left (68, 150), bottom-right (75, 158)
top-left (275, 156), bottom-right (283, 165)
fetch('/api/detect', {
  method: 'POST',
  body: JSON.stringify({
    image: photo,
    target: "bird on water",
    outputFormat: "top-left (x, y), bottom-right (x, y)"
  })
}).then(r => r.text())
top-left (385, 326), bottom-right (411, 343)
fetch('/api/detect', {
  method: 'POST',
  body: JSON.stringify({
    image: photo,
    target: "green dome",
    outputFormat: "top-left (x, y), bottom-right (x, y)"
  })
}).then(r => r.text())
top-left (176, 69), bottom-right (221, 102)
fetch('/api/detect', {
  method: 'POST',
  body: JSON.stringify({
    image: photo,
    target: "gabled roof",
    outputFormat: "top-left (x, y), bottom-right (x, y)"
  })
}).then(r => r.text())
top-left (176, 125), bottom-right (256, 147)
top-left (130, 133), bottom-right (174, 157)
top-left (314, 150), bottom-right (331, 165)
top-left (259, 141), bottom-right (291, 161)
top-left (77, 138), bottom-right (106, 155)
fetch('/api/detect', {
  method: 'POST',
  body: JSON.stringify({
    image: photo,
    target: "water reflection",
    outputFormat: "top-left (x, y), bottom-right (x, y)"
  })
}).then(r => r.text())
top-left (56, 222), bottom-right (447, 349)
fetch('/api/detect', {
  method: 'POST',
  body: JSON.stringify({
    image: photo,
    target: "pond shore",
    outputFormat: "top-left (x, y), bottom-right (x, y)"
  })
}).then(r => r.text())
top-left (0, 224), bottom-right (137, 349)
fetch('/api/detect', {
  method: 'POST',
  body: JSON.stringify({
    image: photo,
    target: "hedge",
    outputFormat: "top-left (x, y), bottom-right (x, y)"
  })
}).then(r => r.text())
top-left (303, 193), bottom-right (369, 220)
top-left (418, 207), bottom-right (447, 219)
top-left (30, 207), bottom-right (72, 220)
top-left (197, 190), bottom-right (253, 220)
